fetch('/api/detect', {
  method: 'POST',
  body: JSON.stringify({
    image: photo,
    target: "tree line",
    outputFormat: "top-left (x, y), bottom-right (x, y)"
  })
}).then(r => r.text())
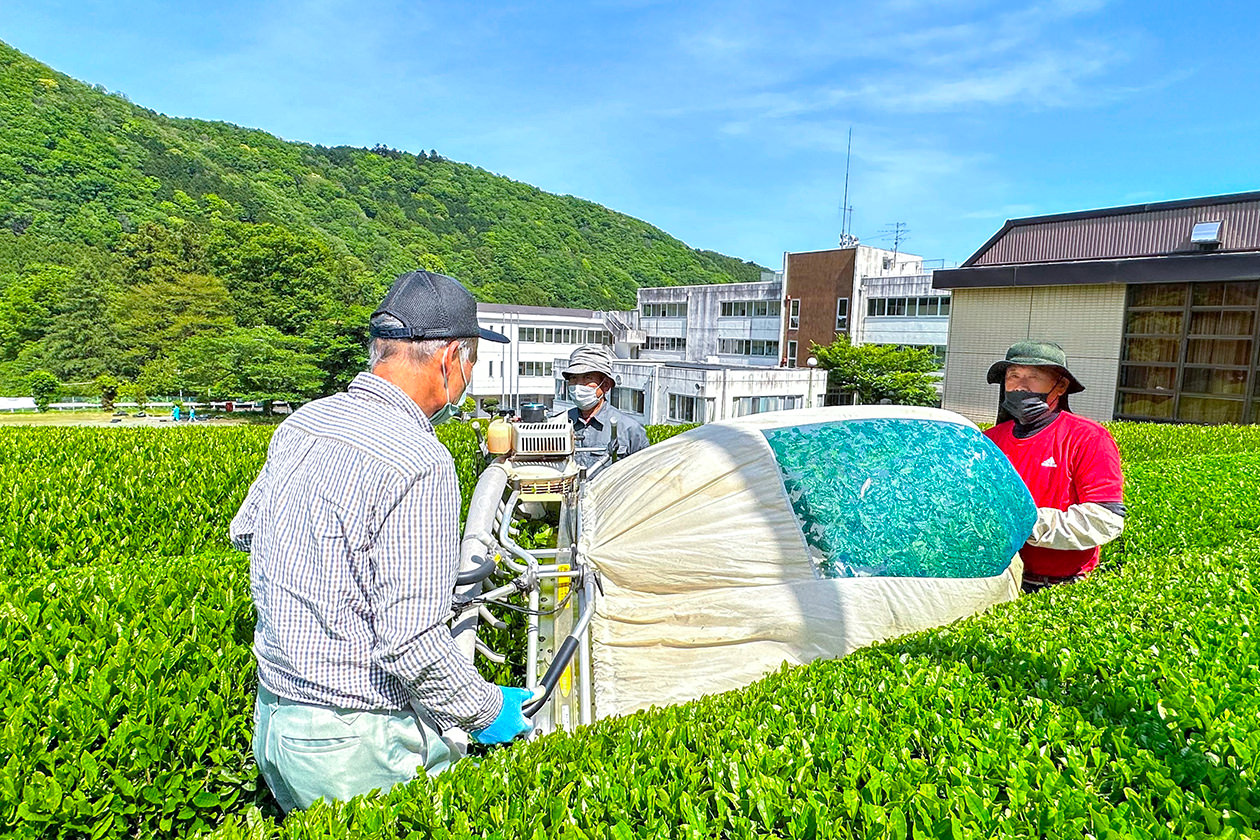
top-left (0, 38), bottom-right (764, 402)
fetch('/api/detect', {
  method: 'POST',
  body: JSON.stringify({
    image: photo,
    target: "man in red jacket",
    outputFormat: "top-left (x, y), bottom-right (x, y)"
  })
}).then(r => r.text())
top-left (982, 341), bottom-right (1126, 593)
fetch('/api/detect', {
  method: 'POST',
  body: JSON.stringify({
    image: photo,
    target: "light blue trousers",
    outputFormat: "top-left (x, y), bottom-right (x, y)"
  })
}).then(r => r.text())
top-left (253, 684), bottom-right (464, 812)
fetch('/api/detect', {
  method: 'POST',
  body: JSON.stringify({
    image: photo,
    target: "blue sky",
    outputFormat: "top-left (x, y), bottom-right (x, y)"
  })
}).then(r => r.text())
top-left (3, 0), bottom-right (1260, 269)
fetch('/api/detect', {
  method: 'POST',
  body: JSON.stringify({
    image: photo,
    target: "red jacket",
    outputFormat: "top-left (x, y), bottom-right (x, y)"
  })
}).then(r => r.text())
top-left (984, 412), bottom-right (1123, 577)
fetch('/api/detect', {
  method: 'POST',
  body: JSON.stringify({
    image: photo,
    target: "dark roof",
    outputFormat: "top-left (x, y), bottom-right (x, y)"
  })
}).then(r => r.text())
top-left (934, 251), bottom-right (1260, 291)
top-left (962, 190), bottom-right (1260, 268)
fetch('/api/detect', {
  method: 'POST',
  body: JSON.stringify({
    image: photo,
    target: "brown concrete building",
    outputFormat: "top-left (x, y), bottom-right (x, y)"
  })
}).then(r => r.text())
top-left (934, 191), bottom-right (1260, 425)
top-left (781, 245), bottom-right (922, 366)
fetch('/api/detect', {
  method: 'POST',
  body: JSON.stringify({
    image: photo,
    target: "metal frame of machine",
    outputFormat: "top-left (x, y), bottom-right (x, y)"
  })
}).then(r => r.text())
top-left (449, 412), bottom-right (621, 738)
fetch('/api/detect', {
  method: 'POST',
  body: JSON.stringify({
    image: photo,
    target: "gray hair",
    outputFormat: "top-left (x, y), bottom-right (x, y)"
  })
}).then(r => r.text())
top-left (368, 314), bottom-right (477, 371)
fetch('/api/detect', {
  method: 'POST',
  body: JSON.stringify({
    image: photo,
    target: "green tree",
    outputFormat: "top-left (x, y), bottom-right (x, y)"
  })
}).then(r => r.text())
top-left (0, 264), bottom-right (74, 362)
top-left (27, 369), bottom-right (59, 411)
top-left (40, 263), bottom-right (123, 382)
top-left (117, 379), bottom-right (147, 409)
top-left (170, 326), bottom-right (323, 404)
top-left (111, 271), bottom-right (234, 375)
top-left (300, 300), bottom-right (371, 394)
top-left (811, 336), bottom-right (940, 406)
top-left (118, 221), bottom-right (210, 280)
top-left (94, 373), bottom-right (119, 410)
top-left (136, 355), bottom-right (183, 401)
top-left (206, 221), bottom-right (364, 335)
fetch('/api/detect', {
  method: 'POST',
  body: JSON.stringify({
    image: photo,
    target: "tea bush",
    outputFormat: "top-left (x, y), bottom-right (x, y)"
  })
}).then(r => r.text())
top-left (200, 421), bottom-right (1260, 840)
top-left (0, 428), bottom-right (271, 574)
top-left (1, 420), bottom-right (1259, 838)
top-left (0, 554), bottom-right (263, 837)
top-left (211, 535), bottom-right (1260, 839)
top-left (1108, 421), bottom-right (1260, 464)
top-left (0, 424), bottom-right (486, 575)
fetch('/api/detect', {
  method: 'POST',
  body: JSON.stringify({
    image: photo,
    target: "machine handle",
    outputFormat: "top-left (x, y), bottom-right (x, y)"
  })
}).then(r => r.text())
top-left (522, 635), bottom-right (580, 717)
top-left (455, 555), bottom-right (498, 586)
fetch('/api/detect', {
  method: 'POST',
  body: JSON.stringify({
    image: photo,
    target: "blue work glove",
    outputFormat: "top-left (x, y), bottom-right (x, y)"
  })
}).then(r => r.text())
top-left (469, 686), bottom-right (534, 744)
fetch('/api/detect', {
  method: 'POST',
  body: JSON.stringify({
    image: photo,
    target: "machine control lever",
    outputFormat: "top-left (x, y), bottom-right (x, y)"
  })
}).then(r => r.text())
top-left (522, 636), bottom-right (580, 717)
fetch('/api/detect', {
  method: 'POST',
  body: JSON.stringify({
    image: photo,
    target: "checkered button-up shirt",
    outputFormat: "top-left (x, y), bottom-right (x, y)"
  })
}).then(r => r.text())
top-left (230, 372), bottom-right (501, 731)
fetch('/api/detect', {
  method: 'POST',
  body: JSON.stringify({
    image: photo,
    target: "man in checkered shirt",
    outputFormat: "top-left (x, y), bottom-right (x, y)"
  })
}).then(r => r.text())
top-left (231, 271), bottom-right (533, 812)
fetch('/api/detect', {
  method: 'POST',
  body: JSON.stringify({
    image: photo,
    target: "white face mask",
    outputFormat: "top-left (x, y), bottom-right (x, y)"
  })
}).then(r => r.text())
top-left (429, 347), bottom-right (471, 425)
top-left (573, 384), bottom-right (601, 410)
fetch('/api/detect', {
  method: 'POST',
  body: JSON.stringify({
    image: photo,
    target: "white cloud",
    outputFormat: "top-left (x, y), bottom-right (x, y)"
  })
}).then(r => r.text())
top-left (659, 0), bottom-right (1136, 124)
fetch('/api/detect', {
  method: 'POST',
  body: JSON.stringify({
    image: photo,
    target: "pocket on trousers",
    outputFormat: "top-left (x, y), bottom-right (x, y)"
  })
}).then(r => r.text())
top-left (279, 734), bottom-right (362, 755)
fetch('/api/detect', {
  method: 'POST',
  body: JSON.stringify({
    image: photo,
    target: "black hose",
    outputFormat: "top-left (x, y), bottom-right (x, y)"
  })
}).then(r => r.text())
top-left (522, 635), bottom-right (580, 717)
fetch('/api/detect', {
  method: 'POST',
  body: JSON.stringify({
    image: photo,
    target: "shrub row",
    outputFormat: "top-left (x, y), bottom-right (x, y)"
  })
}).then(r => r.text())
top-left (0, 554), bottom-right (265, 838)
top-left (0, 427), bottom-right (271, 574)
top-left (1106, 420), bottom-right (1260, 464)
top-left (210, 529), bottom-right (1260, 839)
top-left (1, 421), bottom-right (1258, 838)
top-left (0, 422), bottom-right (691, 576)
top-left (0, 424), bottom-right (485, 575)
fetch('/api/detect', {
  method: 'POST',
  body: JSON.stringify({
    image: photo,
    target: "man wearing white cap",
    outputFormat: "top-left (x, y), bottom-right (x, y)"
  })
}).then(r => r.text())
top-left (560, 344), bottom-right (648, 470)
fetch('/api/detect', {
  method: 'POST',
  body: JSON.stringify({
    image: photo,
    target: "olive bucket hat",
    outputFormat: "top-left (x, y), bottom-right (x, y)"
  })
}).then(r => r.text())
top-left (986, 340), bottom-right (1085, 394)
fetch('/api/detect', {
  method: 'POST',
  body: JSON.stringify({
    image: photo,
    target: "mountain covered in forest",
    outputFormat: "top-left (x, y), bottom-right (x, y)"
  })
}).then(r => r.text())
top-left (0, 40), bottom-right (763, 397)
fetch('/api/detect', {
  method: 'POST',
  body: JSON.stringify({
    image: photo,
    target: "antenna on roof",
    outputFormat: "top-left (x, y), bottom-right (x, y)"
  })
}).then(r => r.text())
top-left (838, 127), bottom-right (859, 247)
top-left (877, 222), bottom-right (909, 270)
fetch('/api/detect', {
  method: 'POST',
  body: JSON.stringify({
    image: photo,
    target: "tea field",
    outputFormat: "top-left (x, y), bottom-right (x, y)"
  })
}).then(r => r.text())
top-left (2, 422), bottom-right (1259, 839)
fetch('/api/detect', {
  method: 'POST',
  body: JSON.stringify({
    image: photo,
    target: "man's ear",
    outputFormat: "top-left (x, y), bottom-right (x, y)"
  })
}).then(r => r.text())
top-left (443, 340), bottom-right (463, 368)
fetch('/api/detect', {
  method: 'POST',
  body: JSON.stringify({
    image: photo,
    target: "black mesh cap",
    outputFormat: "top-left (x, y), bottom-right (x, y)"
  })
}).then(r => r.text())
top-left (369, 270), bottom-right (510, 344)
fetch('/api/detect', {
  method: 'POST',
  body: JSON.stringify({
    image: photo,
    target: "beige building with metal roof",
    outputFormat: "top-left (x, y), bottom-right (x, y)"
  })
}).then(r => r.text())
top-left (934, 191), bottom-right (1260, 425)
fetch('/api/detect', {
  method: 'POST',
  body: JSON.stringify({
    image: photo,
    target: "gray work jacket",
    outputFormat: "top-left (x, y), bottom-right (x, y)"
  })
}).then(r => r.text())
top-left (564, 403), bottom-right (649, 469)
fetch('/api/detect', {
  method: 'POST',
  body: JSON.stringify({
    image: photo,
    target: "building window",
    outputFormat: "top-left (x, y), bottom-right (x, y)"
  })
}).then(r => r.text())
top-left (1116, 281), bottom-right (1260, 424)
top-left (733, 395), bottom-right (803, 417)
top-left (611, 387), bottom-right (645, 414)
top-left (645, 336), bottom-right (687, 351)
top-left (720, 300), bottom-right (781, 317)
top-left (864, 296), bottom-right (950, 317)
top-left (488, 361), bottom-right (494, 377)
top-left (516, 327), bottom-right (610, 344)
top-left (668, 393), bottom-right (705, 422)
top-left (642, 302), bottom-right (688, 318)
top-left (786, 340), bottom-right (798, 367)
top-left (518, 361), bottom-right (553, 377)
top-left (718, 339), bottom-right (779, 356)
top-left (836, 298), bottom-right (849, 332)
top-left (788, 299), bottom-right (800, 329)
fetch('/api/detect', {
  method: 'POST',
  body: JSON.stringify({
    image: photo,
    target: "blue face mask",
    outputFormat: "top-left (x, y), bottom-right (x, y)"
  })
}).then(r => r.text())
top-left (429, 348), bottom-right (471, 425)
